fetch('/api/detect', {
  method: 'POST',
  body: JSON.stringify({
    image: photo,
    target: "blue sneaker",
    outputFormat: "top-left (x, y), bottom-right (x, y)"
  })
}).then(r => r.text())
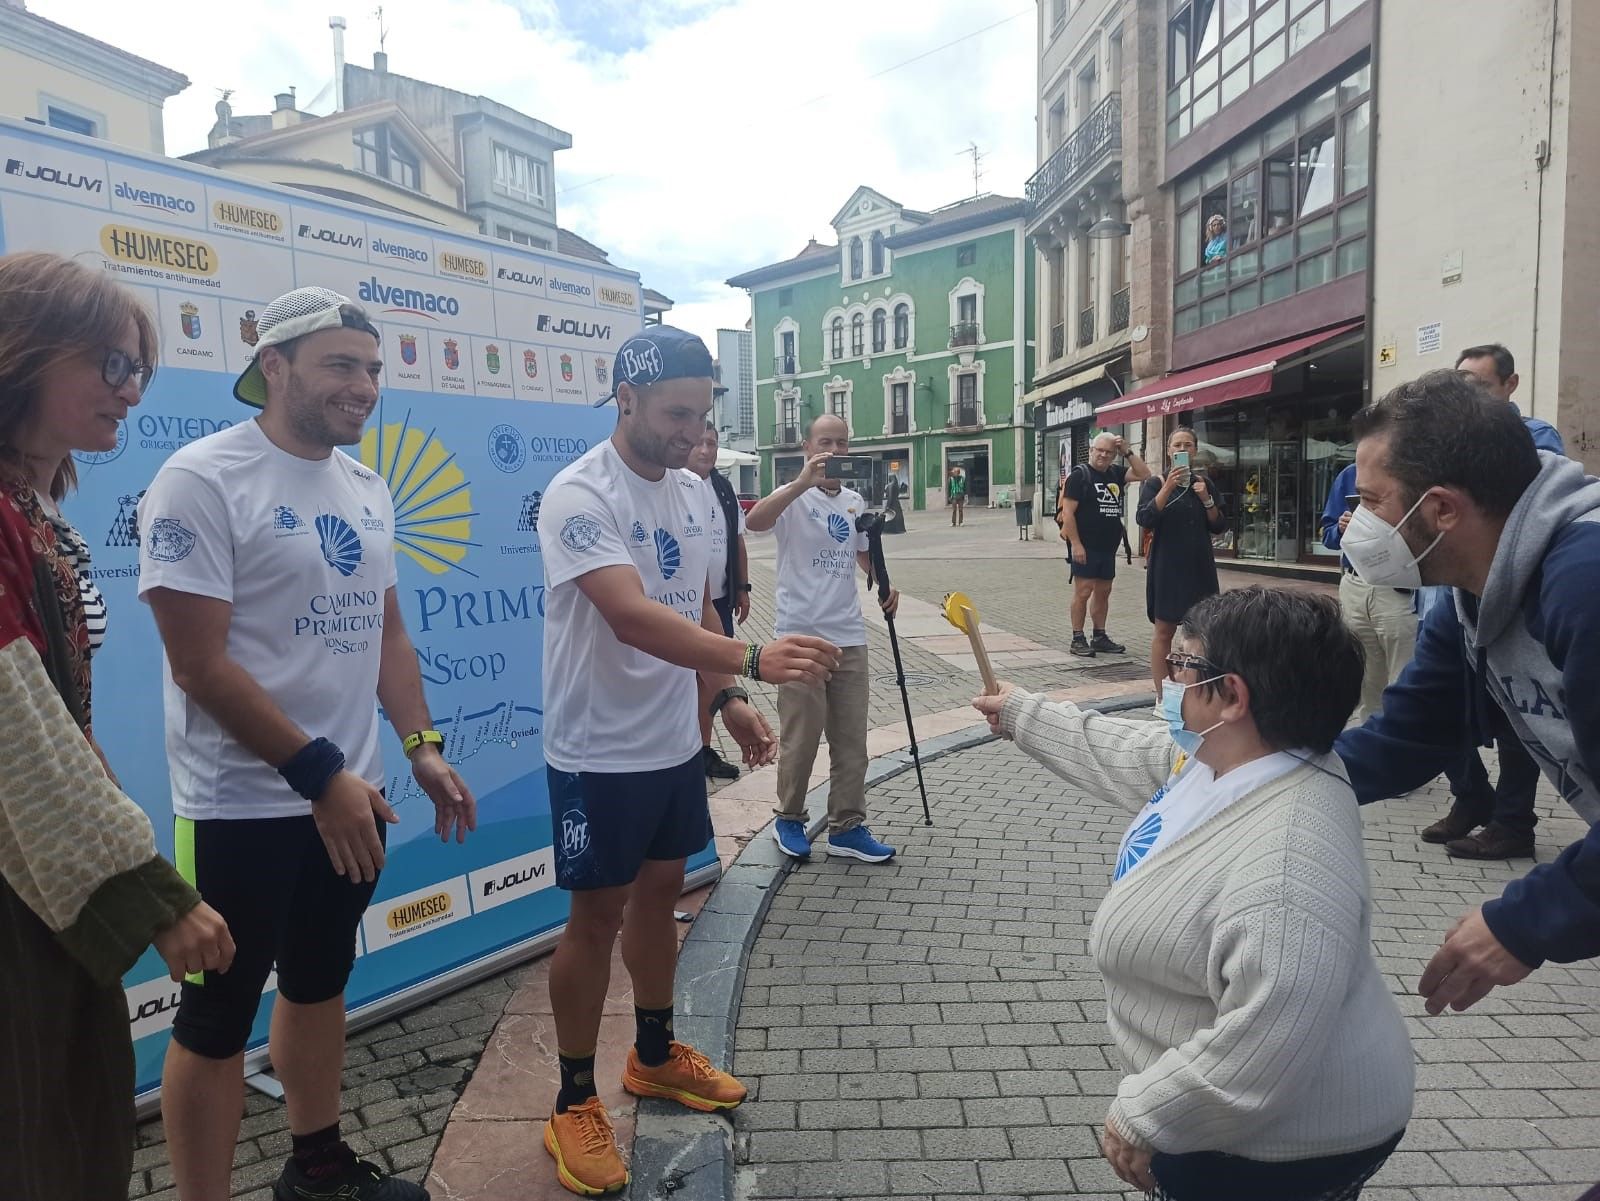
top-left (826, 825), bottom-right (895, 863)
top-left (772, 818), bottom-right (812, 860)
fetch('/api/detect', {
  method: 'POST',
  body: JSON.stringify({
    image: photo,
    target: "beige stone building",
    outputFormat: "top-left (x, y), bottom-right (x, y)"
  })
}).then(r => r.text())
top-left (1029, 0), bottom-right (1373, 570)
top-left (0, 0), bottom-right (186, 154)
top-left (1369, 0), bottom-right (1599, 468)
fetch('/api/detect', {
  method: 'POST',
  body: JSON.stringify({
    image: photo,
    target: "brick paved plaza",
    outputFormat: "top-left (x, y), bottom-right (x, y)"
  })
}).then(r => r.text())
top-left (125, 509), bottom-right (1600, 1200)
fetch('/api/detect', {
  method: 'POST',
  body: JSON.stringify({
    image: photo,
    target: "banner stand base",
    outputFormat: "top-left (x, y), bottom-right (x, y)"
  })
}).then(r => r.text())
top-left (134, 858), bottom-right (722, 1118)
top-left (245, 1072), bottom-right (285, 1100)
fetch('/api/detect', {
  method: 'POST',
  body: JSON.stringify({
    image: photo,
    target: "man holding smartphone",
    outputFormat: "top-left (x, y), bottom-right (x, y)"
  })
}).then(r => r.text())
top-left (1320, 461), bottom-right (1417, 721)
top-left (746, 413), bottom-right (900, 864)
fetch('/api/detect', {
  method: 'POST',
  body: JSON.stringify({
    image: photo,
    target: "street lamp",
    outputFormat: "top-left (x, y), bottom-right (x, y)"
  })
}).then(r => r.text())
top-left (1087, 215), bottom-right (1131, 239)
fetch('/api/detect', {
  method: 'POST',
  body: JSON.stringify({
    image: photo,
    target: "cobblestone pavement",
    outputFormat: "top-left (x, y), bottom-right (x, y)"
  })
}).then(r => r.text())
top-left (128, 507), bottom-right (1333, 1198)
top-left (731, 735), bottom-right (1600, 1201)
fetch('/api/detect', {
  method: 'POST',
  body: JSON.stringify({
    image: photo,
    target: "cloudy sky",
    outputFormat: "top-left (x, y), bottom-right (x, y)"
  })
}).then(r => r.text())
top-left (38, 0), bottom-right (1037, 347)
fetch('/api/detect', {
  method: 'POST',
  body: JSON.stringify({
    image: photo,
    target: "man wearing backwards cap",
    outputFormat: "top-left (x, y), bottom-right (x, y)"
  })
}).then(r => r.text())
top-left (138, 287), bottom-right (474, 1201)
top-left (537, 325), bottom-right (839, 1195)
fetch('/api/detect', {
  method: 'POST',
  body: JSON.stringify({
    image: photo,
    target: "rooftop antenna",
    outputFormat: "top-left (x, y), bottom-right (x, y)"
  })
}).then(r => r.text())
top-left (374, 4), bottom-right (388, 53)
top-left (958, 142), bottom-right (985, 196)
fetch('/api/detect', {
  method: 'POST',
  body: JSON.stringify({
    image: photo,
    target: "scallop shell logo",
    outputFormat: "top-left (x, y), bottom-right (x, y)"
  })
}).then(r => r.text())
top-left (654, 528), bottom-right (681, 580)
top-left (359, 408), bottom-right (479, 577)
top-left (315, 514), bottom-right (364, 577)
top-left (826, 512), bottom-right (851, 543)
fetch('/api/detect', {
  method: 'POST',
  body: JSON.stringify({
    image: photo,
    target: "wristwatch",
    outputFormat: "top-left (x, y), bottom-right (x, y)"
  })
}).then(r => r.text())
top-left (737, 583), bottom-right (753, 593)
top-left (708, 685), bottom-right (750, 717)
top-left (402, 729), bottom-right (444, 758)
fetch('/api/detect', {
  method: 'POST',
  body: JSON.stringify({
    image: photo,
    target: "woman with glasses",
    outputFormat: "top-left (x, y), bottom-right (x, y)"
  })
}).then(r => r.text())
top-left (975, 586), bottom-right (1412, 1201)
top-left (1138, 426), bottom-right (1228, 700)
top-left (0, 251), bottom-right (234, 1200)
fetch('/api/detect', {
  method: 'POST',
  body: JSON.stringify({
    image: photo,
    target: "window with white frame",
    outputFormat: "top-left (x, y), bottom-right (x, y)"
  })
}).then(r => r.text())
top-left (893, 302), bottom-right (910, 349)
top-left (493, 144), bottom-right (547, 204)
top-left (830, 317), bottom-right (845, 360)
top-left (851, 314), bottom-right (865, 357)
top-left (496, 225), bottom-right (551, 249)
top-left (46, 105), bottom-right (96, 137)
top-left (871, 309), bottom-right (887, 353)
top-left (354, 124), bottom-right (420, 191)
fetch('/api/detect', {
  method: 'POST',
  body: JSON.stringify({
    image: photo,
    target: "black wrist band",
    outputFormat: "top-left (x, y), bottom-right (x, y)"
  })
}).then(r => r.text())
top-left (279, 737), bottom-right (346, 802)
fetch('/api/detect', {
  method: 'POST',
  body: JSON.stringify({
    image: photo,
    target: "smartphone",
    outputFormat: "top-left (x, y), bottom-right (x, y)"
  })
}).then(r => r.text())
top-left (1172, 451), bottom-right (1190, 471)
top-left (823, 454), bottom-right (874, 480)
top-left (1344, 494), bottom-right (1361, 513)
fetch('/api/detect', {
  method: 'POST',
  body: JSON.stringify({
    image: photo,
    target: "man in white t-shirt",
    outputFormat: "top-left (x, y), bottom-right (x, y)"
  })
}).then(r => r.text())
top-left (139, 288), bottom-right (474, 1201)
top-left (536, 327), bottom-right (839, 1196)
top-left (686, 422), bottom-right (751, 780)
top-left (746, 412), bottom-right (900, 864)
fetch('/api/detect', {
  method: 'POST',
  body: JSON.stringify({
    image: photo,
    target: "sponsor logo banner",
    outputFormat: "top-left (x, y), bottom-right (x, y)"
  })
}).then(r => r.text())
top-left (469, 848), bottom-right (557, 912)
top-left (363, 877), bottom-right (471, 950)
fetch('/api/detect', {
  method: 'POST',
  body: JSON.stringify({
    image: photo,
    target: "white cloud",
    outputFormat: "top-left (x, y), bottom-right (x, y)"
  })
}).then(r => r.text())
top-left (36, 0), bottom-right (1035, 348)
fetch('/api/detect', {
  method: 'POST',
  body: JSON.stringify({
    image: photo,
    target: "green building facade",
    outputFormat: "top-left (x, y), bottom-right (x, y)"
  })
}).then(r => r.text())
top-left (726, 187), bottom-right (1036, 511)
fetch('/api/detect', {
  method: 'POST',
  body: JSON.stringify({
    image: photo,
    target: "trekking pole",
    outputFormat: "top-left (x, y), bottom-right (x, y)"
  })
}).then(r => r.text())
top-left (858, 512), bottom-right (933, 826)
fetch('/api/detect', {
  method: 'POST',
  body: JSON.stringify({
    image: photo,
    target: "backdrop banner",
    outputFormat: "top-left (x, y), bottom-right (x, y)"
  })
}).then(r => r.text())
top-left (0, 117), bottom-right (717, 1103)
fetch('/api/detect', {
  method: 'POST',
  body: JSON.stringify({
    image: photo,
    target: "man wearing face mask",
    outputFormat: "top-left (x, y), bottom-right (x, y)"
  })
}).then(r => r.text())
top-left (1333, 369), bottom-right (1600, 1018)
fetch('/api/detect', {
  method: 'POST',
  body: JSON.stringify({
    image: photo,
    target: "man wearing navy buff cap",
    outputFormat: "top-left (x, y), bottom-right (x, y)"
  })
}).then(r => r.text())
top-left (140, 286), bottom-right (474, 1201)
top-left (538, 325), bottom-right (838, 1195)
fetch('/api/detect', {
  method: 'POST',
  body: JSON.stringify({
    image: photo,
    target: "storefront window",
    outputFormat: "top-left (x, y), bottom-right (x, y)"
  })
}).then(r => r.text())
top-left (1172, 57), bottom-right (1370, 332)
top-left (1168, 0), bottom-right (1368, 143)
top-left (1174, 391), bottom-right (1360, 561)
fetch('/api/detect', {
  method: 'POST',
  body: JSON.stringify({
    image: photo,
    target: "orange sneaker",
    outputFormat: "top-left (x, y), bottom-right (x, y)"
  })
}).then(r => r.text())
top-left (543, 1097), bottom-right (628, 1196)
top-left (622, 1041), bottom-right (748, 1112)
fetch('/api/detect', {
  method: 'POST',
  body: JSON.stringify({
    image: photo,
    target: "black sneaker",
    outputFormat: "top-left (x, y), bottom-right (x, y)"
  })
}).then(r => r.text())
top-left (274, 1146), bottom-right (428, 1200)
top-left (703, 745), bottom-right (740, 780)
top-left (1070, 636), bottom-right (1095, 658)
top-left (1090, 632), bottom-right (1126, 655)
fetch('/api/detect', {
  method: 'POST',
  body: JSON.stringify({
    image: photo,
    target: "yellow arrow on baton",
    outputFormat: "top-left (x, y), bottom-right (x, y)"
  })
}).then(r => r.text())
top-left (942, 591), bottom-right (1000, 696)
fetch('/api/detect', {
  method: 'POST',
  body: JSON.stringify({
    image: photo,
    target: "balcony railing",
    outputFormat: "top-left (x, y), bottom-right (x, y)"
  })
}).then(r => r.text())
top-left (776, 424), bottom-right (799, 446)
top-left (775, 351), bottom-right (797, 376)
top-left (949, 402), bottom-right (980, 428)
top-left (891, 411), bottom-right (909, 435)
top-left (1078, 304), bottom-right (1096, 347)
top-left (1111, 286), bottom-right (1131, 333)
top-left (949, 320), bottom-right (980, 349)
top-left (1026, 93), bottom-right (1122, 213)
top-left (1050, 321), bottom-right (1065, 360)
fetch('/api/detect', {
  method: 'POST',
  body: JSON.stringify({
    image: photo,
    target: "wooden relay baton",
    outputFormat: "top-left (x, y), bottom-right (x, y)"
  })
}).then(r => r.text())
top-left (942, 591), bottom-right (999, 696)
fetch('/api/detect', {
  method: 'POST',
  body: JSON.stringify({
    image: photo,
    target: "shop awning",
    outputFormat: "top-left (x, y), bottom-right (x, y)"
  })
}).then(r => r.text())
top-left (1094, 321), bottom-right (1362, 424)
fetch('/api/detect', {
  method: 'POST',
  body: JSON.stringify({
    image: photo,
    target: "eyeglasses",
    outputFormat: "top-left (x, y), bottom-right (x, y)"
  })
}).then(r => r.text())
top-left (1164, 652), bottom-right (1222, 681)
top-left (102, 348), bottom-right (153, 394)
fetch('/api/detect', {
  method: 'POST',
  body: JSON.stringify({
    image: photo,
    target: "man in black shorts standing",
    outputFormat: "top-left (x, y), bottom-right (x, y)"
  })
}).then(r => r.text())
top-left (140, 287), bottom-right (476, 1201)
top-left (537, 327), bottom-right (838, 1195)
top-left (1058, 431), bottom-right (1150, 657)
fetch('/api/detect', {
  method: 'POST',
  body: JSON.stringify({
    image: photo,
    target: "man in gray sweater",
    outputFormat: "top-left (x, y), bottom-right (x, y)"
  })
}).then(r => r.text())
top-left (1335, 370), bottom-right (1600, 1016)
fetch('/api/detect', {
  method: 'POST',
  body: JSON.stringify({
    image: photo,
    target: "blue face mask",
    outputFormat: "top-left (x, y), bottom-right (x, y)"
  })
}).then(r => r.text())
top-left (1160, 677), bottom-right (1224, 757)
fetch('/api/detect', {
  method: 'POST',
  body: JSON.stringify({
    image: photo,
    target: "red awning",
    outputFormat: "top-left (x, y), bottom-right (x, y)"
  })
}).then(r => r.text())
top-left (1095, 321), bottom-right (1363, 423)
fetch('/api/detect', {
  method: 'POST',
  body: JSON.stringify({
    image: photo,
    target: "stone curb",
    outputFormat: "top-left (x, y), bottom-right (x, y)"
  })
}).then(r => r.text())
top-left (626, 692), bottom-right (1155, 1201)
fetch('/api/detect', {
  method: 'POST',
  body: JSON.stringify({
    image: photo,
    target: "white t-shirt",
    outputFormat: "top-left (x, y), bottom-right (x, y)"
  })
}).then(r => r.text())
top-left (691, 472), bottom-right (746, 601)
top-left (772, 485), bottom-right (869, 648)
top-left (540, 440), bottom-right (712, 773)
top-left (1113, 749), bottom-right (1309, 882)
top-left (138, 419), bottom-right (398, 820)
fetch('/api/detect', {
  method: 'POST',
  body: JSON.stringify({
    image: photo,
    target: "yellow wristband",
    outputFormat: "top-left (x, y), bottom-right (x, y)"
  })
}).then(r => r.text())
top-left (402, 729), bottom-right (444, 758)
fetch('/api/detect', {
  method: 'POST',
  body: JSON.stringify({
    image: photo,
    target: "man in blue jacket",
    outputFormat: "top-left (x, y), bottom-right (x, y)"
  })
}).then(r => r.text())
top-left (1334, 368), bottom-right (1597, 1015)
top-left (1411, 344), bottom-right (1566, 859)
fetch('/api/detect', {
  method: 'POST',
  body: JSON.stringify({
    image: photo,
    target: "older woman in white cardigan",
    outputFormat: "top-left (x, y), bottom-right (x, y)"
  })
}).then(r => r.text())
top-left (975, 587), bottom-right (1412, 1201)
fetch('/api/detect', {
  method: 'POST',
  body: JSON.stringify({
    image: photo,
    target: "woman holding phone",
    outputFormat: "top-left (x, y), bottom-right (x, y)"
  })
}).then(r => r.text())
top-left (1138, 427), bottom-right (1228, 697)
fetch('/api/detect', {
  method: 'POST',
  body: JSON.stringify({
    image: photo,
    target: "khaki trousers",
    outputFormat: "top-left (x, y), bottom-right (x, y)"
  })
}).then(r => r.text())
top-left (1339, 571), bottom-right (1418, 723)
top-left (774, 644), bottom-right (870, 833)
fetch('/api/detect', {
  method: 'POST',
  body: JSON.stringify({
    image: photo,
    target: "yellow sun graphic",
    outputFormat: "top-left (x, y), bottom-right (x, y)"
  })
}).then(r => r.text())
top-left (359, 411), bottom-right (478, 576)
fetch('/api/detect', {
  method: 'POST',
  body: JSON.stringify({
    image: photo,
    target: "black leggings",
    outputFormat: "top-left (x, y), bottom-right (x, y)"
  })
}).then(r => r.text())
top-left (1149, 1130), bottom-right (1404, 1201)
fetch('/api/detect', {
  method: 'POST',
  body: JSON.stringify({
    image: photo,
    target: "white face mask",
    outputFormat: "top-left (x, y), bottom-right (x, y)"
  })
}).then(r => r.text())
top-left (1342, 491), bottom-right (1443, 589)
